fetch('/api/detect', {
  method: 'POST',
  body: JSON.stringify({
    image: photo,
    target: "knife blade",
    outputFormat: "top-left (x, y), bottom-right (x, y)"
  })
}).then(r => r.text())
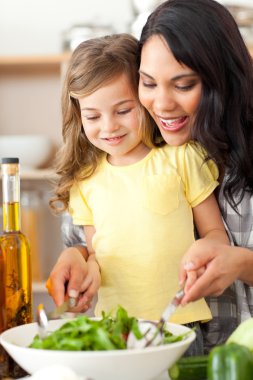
top-left (47, 297), bottom-right (77, 319)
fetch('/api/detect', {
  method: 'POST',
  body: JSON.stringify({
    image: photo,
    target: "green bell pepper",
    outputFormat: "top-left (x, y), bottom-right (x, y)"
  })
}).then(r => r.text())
top-left (208, 342), bottom-right (253, 380)
top-left (227, 317), bottom-right (253, 352)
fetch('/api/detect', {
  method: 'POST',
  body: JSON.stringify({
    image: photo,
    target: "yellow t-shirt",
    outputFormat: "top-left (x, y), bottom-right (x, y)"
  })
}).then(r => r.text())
top-left (69, 143), bottom-right (219, 324)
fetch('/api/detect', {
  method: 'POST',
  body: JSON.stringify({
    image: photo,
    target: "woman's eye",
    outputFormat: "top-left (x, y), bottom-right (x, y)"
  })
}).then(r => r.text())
top-left (142, 81), bottom-right (156, 88)
top-left (175, 82), bottom-right (196, 91)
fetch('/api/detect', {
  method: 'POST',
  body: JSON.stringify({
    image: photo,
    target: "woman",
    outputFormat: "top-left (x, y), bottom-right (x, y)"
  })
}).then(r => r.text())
top-left (137, 0), bottom-right (253, 350)
top-left (47, 0), bottom-right (253, 352)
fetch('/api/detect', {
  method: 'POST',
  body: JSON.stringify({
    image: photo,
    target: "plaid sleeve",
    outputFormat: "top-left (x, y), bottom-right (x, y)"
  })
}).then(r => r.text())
top-left (217, 187), bottom-right (253, 323)
top-left (201, 184), bottom-right (253, 353)
top-left (61, 212), bottom-right (87, 248)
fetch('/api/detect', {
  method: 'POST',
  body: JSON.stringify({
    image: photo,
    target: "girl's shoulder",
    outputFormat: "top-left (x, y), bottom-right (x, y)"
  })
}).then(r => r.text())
top-left (184, 141), bottom-right (208, 157)
top-left (156, 141), bottom-right (207, 159)
top-left (156, 142), bottom-right (219, 181)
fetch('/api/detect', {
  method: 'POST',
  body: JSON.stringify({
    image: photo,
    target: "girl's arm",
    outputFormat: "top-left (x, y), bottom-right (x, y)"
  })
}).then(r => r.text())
top-left (192, 193), bottom-right (229, 244)
top-left (180, 193), bottom-right (230, 300)
top-left (66, 225), bottom-right (101, 312)
top-left (79, 225), bottom-right (101, 307)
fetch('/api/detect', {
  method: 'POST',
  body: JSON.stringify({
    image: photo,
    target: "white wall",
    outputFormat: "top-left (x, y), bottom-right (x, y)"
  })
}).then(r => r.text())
top-left (0, 0), bottom-right (135, 55)
top-left (0, 0), bottom-right (252, 56)
top-left (217, 0), bottom-right (253, 5)
top-left (0, 0), bottom-right (253, 56)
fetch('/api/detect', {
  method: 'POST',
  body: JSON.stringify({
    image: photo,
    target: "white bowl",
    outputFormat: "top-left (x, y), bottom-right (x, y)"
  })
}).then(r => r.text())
top-left (0, 134), bottom-right (54, 169)
top-left (0, 319), bottom-right (195, 380)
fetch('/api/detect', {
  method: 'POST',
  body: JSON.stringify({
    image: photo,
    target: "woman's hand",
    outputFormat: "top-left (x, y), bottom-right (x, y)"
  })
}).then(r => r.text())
top-left (46, 246), bottom-right (101, 312)
top-left (179, 239), bottom-right (245, 305)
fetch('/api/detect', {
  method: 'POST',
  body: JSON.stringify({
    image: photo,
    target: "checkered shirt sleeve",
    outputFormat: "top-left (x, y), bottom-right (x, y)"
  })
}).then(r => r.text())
top-left (202, 188), bottom-right (253, 352)
top-left (61, 212), bottom-right (86, 248)
top-left (219, 190), bottom-right (253, 322)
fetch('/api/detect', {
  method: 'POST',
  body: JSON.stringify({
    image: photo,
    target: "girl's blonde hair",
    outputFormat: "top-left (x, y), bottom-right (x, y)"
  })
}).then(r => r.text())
top-left (50, 33), bottom-right (161, 212)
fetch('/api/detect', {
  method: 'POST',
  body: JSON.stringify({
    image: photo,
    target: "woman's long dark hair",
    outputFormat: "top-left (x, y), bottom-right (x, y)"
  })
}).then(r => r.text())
top-left (139, 0), bottom-right (253, 209)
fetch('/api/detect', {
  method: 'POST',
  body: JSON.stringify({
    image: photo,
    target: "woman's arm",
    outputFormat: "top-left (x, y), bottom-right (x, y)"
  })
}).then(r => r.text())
top-left (61, 212), bottom-right (87, 248)
top-left (46, 245), bottom-right (90, 309)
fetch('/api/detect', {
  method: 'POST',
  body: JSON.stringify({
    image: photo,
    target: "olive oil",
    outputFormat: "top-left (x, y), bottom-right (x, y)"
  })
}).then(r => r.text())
top-left (0, 157), bottom-right (32, 378)
top-left (0, 245), bottom-right (6, 333)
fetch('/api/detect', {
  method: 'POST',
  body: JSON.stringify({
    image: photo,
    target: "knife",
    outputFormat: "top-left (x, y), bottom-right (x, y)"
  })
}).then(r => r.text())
top-left (47, 297), bottom-right (77, 319)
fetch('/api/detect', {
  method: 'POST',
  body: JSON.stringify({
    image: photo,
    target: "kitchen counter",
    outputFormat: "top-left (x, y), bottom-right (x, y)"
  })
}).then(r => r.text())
top-left (10, 373), bottom-right (171, 380)
top-left (6, 370), bottom-right (171, 380)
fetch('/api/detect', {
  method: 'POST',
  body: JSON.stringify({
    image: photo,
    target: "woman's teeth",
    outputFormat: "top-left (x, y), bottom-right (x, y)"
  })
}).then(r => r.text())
top-left (160, 116), bottom-right (186, 129)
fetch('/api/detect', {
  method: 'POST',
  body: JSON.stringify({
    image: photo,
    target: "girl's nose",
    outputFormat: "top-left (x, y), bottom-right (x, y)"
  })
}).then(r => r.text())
top-left (101, 116), bottom-right (119, 133)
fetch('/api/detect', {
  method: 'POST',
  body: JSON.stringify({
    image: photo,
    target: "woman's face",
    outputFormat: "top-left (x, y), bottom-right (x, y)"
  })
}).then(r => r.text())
top-left (139, 35), bottom-right (202, 146)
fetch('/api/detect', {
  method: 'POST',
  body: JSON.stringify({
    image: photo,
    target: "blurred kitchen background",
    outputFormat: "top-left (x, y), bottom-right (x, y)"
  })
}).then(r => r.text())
top-left (0, 0), bottom-right (253, 316)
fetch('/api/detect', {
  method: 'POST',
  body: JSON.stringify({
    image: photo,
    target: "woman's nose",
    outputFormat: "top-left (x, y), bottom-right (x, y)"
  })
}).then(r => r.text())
top-left (154, 88), bottom-right (176, 113)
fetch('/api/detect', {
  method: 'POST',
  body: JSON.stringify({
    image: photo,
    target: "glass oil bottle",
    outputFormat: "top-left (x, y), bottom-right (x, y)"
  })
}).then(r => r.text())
top-left (0, 157), bottom-right (32, 378)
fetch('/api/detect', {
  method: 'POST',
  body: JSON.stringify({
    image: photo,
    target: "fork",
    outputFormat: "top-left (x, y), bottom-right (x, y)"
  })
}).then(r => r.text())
top-left (36, 298), bottom-right (77, 339)
top-left (127, 288), bottom-right (185, 349)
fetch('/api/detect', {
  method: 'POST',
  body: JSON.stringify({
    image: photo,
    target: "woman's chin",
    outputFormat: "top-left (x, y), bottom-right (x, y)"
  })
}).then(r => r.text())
top-left (160, 131), bottom-right (191, 146)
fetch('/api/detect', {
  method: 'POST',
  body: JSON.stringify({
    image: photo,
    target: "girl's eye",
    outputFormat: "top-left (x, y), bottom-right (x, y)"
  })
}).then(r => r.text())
top-left (118, 108), bottom-right (131, 115)
top-left (83, 115), bottom-right (99, 121)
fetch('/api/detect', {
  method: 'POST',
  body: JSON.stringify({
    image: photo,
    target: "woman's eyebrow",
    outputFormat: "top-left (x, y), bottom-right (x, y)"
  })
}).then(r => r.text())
top-left (139, 70), bottom-right (154, 79)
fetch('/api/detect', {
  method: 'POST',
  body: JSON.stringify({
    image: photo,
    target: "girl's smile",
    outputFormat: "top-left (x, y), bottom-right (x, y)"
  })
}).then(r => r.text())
top-left (139, 35), bottom-right (202, 146)
top-left (79, 73), bottom-right (150, 166)
top-left (101, 134), bottom-right (127, 145)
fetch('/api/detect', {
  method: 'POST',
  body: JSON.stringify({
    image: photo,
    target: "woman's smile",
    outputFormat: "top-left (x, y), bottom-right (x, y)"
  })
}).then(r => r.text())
top-left (139, 35), bottom-right (202, 146)
top-left (159, 116), bottom-right (189, 131)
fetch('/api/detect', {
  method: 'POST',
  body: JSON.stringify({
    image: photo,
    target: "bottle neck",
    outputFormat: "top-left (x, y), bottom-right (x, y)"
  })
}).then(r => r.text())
top-left (2, 163), bottom-right (21, 232)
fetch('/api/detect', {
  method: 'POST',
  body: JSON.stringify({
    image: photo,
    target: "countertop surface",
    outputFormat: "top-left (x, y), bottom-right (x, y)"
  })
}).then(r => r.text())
top-left (16, 372), bottom-right (171, 380)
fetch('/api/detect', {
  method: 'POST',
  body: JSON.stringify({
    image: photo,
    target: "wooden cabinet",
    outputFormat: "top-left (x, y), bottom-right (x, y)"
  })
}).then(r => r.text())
top-left (0, 55), bottom-right (71, 316)
top-left (0, 54), bottom-right (70, 147)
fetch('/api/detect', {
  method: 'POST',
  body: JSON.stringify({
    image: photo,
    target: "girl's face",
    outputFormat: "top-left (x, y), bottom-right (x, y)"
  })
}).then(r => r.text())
top-left (79, 73), bottom-right (149, 166)
top-left (139, 35), bottom-right (202, 146)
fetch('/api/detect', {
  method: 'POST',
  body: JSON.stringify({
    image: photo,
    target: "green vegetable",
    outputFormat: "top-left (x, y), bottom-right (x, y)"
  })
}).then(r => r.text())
top-left (169, 355), bottom-right (208, 379)
top-left (207, 342), bottom-right (253, 380)
top-left (31, 306), bottom-right (138, 351)
top-left (227, 318), bottom-right (253, 352)
top-left (30, 305), bottom-right (189, 351)
top-left (163, 329), bottom-right (193, 345)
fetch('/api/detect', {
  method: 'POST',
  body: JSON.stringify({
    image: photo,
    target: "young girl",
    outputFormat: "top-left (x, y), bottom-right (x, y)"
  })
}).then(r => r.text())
top-left (49, 33), bottom-right (229, 326)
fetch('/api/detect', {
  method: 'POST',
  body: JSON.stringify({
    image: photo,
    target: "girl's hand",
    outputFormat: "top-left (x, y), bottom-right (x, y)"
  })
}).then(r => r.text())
top-left (182, 266), bottom-right (206, 296)
top-left (74, 254), bottom-right (101, 312)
